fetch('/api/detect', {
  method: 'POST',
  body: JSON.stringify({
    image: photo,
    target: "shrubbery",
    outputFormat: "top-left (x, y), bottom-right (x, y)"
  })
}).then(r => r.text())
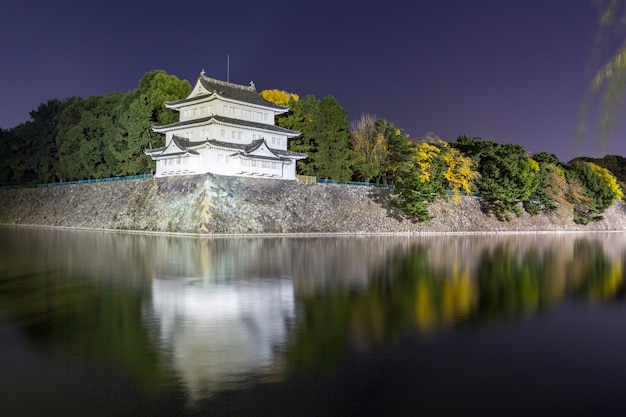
top-left (392, 135), bottom-right (622, 224)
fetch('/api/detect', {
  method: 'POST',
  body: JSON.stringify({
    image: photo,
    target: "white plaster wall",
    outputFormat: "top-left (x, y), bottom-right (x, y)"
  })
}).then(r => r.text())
top-left (188, 155), bottom-right (203, 174)
top-left (190, 149), bottom-right (293, 179)
top-left (155, 156), bottom-right (204, 177)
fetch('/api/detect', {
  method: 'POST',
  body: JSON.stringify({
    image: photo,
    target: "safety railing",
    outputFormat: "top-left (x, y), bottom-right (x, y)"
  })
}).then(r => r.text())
top-left (1, 174), bottom-right (152, 189)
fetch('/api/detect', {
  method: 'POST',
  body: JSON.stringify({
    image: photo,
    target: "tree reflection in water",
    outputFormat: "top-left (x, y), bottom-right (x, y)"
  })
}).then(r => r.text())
top-left (287, 235), bottom-right (626, 371)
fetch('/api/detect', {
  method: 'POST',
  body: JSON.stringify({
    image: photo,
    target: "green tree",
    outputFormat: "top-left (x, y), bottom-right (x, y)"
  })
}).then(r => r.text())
top-left (278, 95), bottom-right (321, 175)
top-left (523, 152), bottom-right (560, 215)
top-left (453, 138), bottom-right (541, 220)
top-left (278, 95), bottom-right (354, 181)
top-left (0, 70), bottom-right (192, 184)
top-left (27, 99), bottom-right (63, 183)
top-left (3, 123), bottom-right (29, 185)
top-left (565, 160), bottom-right (622, 223)
top-left (481, 146), bottom-right (541, 220)
top-left (449, 134), bottom-right (483, 160)
top-left (0, 127), bottom-right (25, 186)
top-left (0, 129), bottom-right (11, 185)
top-left (311, 96), bottom-right (354, 181)
top-left (1, 98), bottom-right (77, 185)
top-left (376, 120), bottom-right (413, 186)
top-left (350, 116), bottom-right (413, 185)
top-left (56, 97), bottom-right (88, 181)
top-left (572, 154), bottom-right (626, 186)
top-left (392, 141), bottom-right (447, 221)
top-left (112, 70), bottom-right (191, 175)
top-left (57, 93), bottom-right (124, 180)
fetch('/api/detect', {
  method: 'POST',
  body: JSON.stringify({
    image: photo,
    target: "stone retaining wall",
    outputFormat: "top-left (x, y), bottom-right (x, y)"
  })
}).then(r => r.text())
top-left (1, 174), bottom-right (626, 234)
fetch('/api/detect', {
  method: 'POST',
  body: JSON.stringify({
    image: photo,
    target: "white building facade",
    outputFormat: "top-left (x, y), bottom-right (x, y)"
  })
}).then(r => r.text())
top-left (145, 71), bottom-right (306, 180)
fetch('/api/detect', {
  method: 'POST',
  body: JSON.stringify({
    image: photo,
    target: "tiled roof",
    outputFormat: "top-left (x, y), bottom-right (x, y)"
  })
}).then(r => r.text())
top-left (171, 136), bottom-right (205, 150)
top-left (153, 115), bottom-right (299, 136)
top-left (272, 148), bottom-right (307, 159)
top-left (166, 73), bottom-right (289, 111)
top-left (206, 139), bottom-right (251, 151)
top-left (207, 139), bottom-right (307, 160)
top-left (144, 136), bottom-right (201, 156)
top-left (245, 138), bottom-right (265, 153)
top-left (147, 136), bottom-right (306, 161)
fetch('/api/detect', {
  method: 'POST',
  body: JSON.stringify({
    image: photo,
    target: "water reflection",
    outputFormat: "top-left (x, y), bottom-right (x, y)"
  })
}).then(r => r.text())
top-left (1, 227), bottom-right (626, 415)
top-left (147, 276), bottom-right (294, 399)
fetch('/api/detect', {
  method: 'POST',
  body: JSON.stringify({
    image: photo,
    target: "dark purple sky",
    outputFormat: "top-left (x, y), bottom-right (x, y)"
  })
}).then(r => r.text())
top-left (1, 0), bottom-right (622, 161)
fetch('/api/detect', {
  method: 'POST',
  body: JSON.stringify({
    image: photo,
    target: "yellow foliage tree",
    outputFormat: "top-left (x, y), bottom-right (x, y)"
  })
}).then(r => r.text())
top-left (259, 89), bottom-right (299, 106)
top-left (415, 140), bottom-right (479, 199)
top-left (441, 144), bottom-right (480, 200)
top-left (395, 139), bottom-right (480, 221)
top-left (414, 141), bottom-right (441, 182)
top-left (589, 162), bottom-right (623, 200)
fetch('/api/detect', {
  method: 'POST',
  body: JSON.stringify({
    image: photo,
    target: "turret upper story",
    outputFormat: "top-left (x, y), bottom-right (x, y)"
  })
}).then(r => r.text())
top-left (165, 70), bottom-right (290, 125)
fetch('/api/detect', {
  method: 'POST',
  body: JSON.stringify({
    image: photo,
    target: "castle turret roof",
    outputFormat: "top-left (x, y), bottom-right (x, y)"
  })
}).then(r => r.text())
top-left (165, 72), bottom-right (289, 111)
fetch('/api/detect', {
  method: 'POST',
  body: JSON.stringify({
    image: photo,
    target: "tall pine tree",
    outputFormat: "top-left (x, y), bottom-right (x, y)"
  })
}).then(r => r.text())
top-left (313, 96), bottom-right (353, 181)
top-left (278, 95), bottom-right (353, 181)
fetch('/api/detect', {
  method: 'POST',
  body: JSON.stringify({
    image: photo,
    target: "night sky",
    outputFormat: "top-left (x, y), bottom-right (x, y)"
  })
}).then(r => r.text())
top-left (1, 0), bottom-right (622, 162)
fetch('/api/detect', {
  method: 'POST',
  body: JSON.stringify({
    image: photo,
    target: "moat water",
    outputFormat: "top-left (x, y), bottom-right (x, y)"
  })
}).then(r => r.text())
top-left (1, 226), bottom-right (626, 416)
